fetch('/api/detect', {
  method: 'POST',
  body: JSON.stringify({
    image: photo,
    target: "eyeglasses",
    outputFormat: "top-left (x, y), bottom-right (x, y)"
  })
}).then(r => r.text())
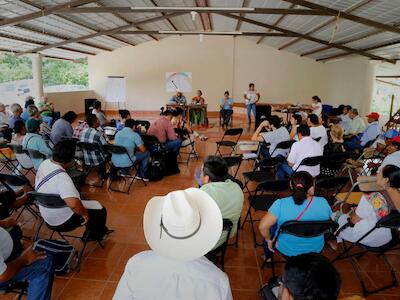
top-left (159, 216), bottom-right (202, 240)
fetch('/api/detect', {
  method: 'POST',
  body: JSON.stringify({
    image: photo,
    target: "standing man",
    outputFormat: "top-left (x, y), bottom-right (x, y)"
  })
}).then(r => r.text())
top-left (220, 91), bottom-right (234, 127)
top-left (244, 83), bottom-right (260, 124)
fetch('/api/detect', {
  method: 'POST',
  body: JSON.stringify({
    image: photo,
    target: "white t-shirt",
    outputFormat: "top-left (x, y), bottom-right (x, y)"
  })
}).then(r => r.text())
top-left (35, 159), bottom-right (80, 226)
top-left (244, 91), bottom-right (258, 105)
top-left (287, 136), bottom-right (323, 177)
top-left (114, 250), bottom-right (232, 300)
top-left (310, 125), bottom-right (328, 147)
top-left (0, 228), bottom-right (13, 276)
top-left (312, 102), bottom-right (322, 117)
top-left (336, 195), bottom-right (392, 247)
top-left (261, 126), bottom-right (290, 157)
top-left (379, 151), bottom-right (400, 170)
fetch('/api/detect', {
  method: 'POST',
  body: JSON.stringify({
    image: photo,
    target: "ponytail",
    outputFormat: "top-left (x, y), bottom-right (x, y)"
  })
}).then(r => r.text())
top-left (290, 171), bottom-right (314, 205)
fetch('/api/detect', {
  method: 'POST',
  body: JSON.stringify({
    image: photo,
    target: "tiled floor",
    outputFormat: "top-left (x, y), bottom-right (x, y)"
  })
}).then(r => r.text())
top-left (4, 114), bottom-right (400, 300)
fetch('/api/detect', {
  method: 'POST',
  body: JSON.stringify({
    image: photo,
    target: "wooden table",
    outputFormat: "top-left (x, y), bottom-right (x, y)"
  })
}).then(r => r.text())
top-left (166, 103), bottom-right (208, 126)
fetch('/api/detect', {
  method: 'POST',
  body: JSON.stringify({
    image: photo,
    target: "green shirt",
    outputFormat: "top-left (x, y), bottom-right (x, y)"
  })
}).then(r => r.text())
top-left (201, 179), bottom-right (244, 249)
top-left (37, 101), bottom-right (53, 117)
top-left (346, 115), bottom-right (366, 135)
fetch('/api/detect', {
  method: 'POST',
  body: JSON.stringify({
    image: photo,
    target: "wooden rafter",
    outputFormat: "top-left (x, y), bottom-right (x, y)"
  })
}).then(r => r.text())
top-left (257, 3), bottom-right (295, 44)
top-left (235, 0), bottom-right (251, 31)
top-left (149, 0), bottom-right (178, 31)
top-left (282, 0), bottom-right (400, 34)
top-left (16, 0), bottom-right (136, 48)
top-left (278, 0), bottom-right (373, 50)
top-left (119, 30), bottom-right (295, 37)
top-left (219, 13), bottom-right (396, 64)
top-left (16, 12), bottom-right (186, 56)
top-left (0, 0), bottom-right (97, 27)
top-left (316, 39), bottom-right (400, 62)
top-left (196, 0), bottom-right (212, 31)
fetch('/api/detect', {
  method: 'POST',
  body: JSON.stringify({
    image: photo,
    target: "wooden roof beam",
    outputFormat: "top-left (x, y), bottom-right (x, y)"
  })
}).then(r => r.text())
top-left (219, 13), bottom-right (396, 64)
top-left (0, 0), bottom-right (97, 28)
top-left (278, 0), bottom-right (373, 50)
top-left (149, 0), bottom-right (178, 31)
top-left (282, 0), bottom-right (400, 34)
top-left (119, 30), bottom-right (295, 37)
top-left (196, 0), bottom-right (213, 31)
top-left (16, 12), bottom-right (186, 56)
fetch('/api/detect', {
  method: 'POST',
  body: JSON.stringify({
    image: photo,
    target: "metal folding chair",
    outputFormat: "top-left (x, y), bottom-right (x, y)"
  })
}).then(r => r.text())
top-left (215, 128), bottom-right (243, 156)
top-left (222, 155), bottom-right (243, 179)
top-left (174, 128), bottom-right (198, 164)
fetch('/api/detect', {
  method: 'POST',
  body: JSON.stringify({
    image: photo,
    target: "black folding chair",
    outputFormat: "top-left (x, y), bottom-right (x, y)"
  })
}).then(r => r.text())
top-left (0, 145), bottom-right (18, 174)
top-left (141, 134), bottom-right (164, 156)
top-left (205, 218), bottom-right (233, 271)
top-left (174, 128), bottom-right (198, 164)
top-left (215, 128), bottom-right (243, 156)
top-left (269, 140), bottom-right (295, 157)
top-left (332, 212), bottom-right (400, 297)
top-left (293, 155), bottom-right (324, 174)
top-left (241, 179), bottom-right (290, 247)
top-left (264, 220), bottom-right (338, 278)
top-left (30, 192), bottom-right (104, 272)
top-left (103, 144), bottom-right (147, 194)
top-left (315, 176), bottom-right (350, 205)
top-left (0, 173), bottom-right (38, 220)
top-left (313, 136), bottom-right (322, 142)
top-left (242, 156), bottom-right (286, 194)
top-left (76, 141), bottom-right (106, 187)
top-left (223, 155), bottom-right (243, 179)
top-left (0, 281), bottom-right (28, 300)
top-left (135, 120), bottom-right (151, 131)
top-left (25, 148), bottom-right (47, 162)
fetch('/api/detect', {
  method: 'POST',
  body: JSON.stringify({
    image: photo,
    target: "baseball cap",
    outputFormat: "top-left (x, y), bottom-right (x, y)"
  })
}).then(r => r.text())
top-left (384, 129), bottom-right (399, 139)
top-left (389, 136), bottom-right (400, 144)
top-left (366, 112), bottom-right (380, 119)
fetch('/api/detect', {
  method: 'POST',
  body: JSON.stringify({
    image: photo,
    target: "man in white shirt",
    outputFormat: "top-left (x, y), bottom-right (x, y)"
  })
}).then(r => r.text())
top-left (251, 115), bottom-right (290, 158)
top-left (345, 108), bottom-right (365, 136)
top-left (379, 137), bottom-right (400, 170)
top-left (278, 125), bottom-right (323, 178)
top-left (308, 113), bottom-right (328, 147)
top-left (35, 139), bottom-right (111, 241)
top-left (244, 83), bottom-right (260, 124)
top-left (345, 112), bottom-right (381, 151)
top-left (114, 188), bottom-right (233, 300)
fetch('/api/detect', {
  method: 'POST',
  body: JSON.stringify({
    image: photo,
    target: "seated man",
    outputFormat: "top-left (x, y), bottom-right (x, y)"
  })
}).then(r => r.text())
top-left (36, 139), bottom-right (111, 241)
top-left (111, 119), bottom-right (150, 181)
top-left (22, 119), bottom-right (52, 170)
top-left (168, 90), bottom-right (187, 105)
top-left (0, 220), bottom-right (54, 300)
top-left (21, 96), bottom-right (35, 122)
top-left (148, 110), bottom-right (182, 155)
top-left (308, 113), bottom-right (328, 147)
top-left (252, 115), bottom-right (290, 158)
top-left (220, 91), bottom-right (234, 127)
top-left (278, 125), bottom-right (323, 179)
top-left (379, 136), bottom-right (400, 170)
top-left (116, 110), bottom-right (131, 131)
top-left (344, 108), bottom-right (365, 136)
top-left (339, 105), bottom-right (352, 133)
top-left (8, 103), bottom-right (23, 130)
top-left (37, 96), bottom-right (56, 126)
top-left (51, 111), bottom-right (77, 145)
top-left (199, 156), bottom-right (244, 249)
top-left (79, 114), bottom-right (108, 180)
top-left (114, 188), bottom-right (232, 300)
top-left (27, 105), bottom-right (51, 140)
top-left (345, 112), bottom-right (381, 151)
top-left (266, 253), bottom-right (341, 300)
top-left (92, 101), bottom-right (109, 127)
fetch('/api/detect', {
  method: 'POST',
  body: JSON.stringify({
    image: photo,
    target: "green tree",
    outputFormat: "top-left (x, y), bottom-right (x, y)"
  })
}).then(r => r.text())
top-left (42, 58), bottom-right (88, 87)
top-left (0, 53), bottom-right (32, 83)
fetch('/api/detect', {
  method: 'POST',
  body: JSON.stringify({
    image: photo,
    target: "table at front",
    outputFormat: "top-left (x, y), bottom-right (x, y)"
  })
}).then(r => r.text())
top-left (166, 103), bottom-right (208, 126)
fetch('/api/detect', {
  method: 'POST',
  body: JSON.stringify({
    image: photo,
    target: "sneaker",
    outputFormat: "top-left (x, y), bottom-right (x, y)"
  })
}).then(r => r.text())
top-left (135, 176), bottom-right (150, 182)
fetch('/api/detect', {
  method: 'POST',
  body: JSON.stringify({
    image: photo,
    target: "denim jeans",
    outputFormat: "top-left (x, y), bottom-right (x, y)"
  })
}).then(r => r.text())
top-left (0, 256), bottom-right (54, 300)
top-left (163, 139), bottom-right (182, 155)
top-left (220, 109), bottom-right (233, 125)
top-left (246, 103), bottom-right (256, 122)
top-left (135, 151), bottom-right (150, 177)
top-left (344, 136), bottom-right (363, 150)
top-left (277, 161), bottom-right (294, 179)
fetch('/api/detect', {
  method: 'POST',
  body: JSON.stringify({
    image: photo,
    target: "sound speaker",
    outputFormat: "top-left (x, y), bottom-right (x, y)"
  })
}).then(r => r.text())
top-left (255, 105), bottom-right (272, 130)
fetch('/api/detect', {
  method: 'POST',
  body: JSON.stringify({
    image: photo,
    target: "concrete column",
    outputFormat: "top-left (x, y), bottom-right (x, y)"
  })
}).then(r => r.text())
top-left (29, 53), bottom-right (44, 100)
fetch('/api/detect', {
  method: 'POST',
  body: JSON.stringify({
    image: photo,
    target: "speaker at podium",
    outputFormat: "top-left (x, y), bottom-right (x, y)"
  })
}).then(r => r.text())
top-left (255, 104), bottom-right (272, 130)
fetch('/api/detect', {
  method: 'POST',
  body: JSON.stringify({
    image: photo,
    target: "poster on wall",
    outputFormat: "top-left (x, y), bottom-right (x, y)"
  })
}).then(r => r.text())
top-left (165, 72), bottom-right (192, 92)
top-left (106, 76), bottom-right (126, 103)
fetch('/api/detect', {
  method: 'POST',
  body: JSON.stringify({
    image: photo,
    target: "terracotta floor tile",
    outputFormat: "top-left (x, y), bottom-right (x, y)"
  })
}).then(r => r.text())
top-left (232, 289), bottom-right (260, 300)
top-left (73, 258), bottom-right (115, 281)
top-left (225, 266), bottom-right (261, 290)
top-left (99, 282), bottom-right (118, 300)
top-left (57, 279), bottom-right (106, 299)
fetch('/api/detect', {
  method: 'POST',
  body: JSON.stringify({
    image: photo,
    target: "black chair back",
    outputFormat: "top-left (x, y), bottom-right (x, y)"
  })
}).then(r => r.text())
top-left (135, 120), bottom-right (150, 130)
top-left (257, 156), bottom-right (285, 170)
top-left (0, 173), bottom-right (28, 187)
top-left (77, 141), bottom-right (101, 151)
top-left (275, 140), bottom-right (295, 151)
top-left (224, 128), bottom-right (243, 136)
top-left (299, 155), bottom-right (324, 167)
top-left (257, 179), bottom-right (290, 193)
top-left (313, 136), bottom-right (322, 142)
top-left (377, 212), bottom-right (400, 229)
top-left (223, 155), bottom-right (242, 168)
top-left (26, 149), bottom-right (46, 160)
top-left (174, 128), bottom-right (189, 139)
top-left (103, 144), bottom-right (128, 155)
top-left (316, 176), bottom-right (349, 190)
top-left (278, 220), bottom-right (338, 238)
top-left (28, 192), bottom-right (66, 209)
top-left (140, 134), bottom-right (160, 145)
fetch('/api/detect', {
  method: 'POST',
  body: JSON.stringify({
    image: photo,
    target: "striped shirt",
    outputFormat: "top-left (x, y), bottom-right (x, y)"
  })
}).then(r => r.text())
top-left (79, 127), bottom-right (107, 166)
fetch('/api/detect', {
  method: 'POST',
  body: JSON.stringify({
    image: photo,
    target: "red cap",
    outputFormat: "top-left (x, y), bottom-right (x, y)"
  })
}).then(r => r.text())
top-left (366, 112), bottom-right (380, 119)
top-left (389, 136), bottom-right (400, 143)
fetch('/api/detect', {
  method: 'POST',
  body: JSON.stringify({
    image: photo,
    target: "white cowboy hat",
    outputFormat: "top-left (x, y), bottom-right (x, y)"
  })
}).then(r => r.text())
top-left (143, 188), bottom-right (222, 261)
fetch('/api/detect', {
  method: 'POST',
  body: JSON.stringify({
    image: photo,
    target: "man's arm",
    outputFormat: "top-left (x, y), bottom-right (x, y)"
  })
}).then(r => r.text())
top-left (137, 144), bottom-right (146, 153)
top-left (251, 121), bottom-right (269, 142)
top-left (166, 123), bottom-right (177, 141)
top-left (64, 197), bottom-right (88, 222)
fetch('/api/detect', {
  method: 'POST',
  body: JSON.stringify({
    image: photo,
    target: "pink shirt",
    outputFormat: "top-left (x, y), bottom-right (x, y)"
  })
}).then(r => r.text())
top-left (148, 117), bottom-right (177, 143)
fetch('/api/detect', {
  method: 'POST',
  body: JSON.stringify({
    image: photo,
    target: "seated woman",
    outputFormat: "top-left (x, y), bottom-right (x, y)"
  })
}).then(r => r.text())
top-left (259, 171), bottom-right (332, 257)
top-left (288, 114), bottom-right (302, 141)
top-left (11, 120), bottom-right (26, 145)
top-left (321, 124), bottom-right (346, 177)
top-left (331, 165), bottom-right (400, 248)
top-left (190, 90), bottom-right (206, 125)
top-left (171, 107), bottom-right (206, 143)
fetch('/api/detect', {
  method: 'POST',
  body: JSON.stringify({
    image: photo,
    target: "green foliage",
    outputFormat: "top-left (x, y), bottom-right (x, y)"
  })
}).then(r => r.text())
top-left (0, 53), bottom-right (32, 83)
top-left (42, 58), bottom-right (88, 87)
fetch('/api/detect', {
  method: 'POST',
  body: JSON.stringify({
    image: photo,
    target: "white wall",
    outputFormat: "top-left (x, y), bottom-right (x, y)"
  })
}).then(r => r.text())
top-left (88, 35), bottom-right (377, 113)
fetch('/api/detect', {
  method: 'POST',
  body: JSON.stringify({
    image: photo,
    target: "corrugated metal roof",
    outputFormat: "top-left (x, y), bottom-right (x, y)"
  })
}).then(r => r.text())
top-left (0, 0), bottom-right (399, 62)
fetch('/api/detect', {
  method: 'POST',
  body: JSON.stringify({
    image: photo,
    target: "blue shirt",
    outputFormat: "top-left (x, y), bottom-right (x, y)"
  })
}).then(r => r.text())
top-left (22, 133), bottom-right (52, 170)
top-left (220, 98), bottom-right (234, 110)
top-left (21, 110), bottom-right (30, 122)
top-left (8, 116), bottom-right (23, 129)
top-left (360, 121), bottom-right (381, 146)
top-left (269, 196), bottom-right (332, 257)
top-left (168, 95), bottom-right (187, 105)
top-left (116, 121), bottom-right (124, 131)
top-left (112, 127), bottom-right (144, 168)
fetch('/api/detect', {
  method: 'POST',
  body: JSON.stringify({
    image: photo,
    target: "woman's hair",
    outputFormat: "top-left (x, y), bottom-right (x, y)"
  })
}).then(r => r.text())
top-left (290, 171), bottom-right (314, 205)
top-left (13, 120), bottom-right (26, 134)
top-left (197, 89), bottom-right (203, 95)
top-left (292, 114), bottom-right (303, 125)
top-left (381, 165), bottom-right (400, 188)
top-left (312, 96), bottom-right (321, 102)
top-left (330, 124), bottom-right (344, 141)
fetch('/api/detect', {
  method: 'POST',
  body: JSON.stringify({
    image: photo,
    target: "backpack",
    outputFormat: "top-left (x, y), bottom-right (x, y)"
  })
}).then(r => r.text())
top-left (162, 151), bottom-right (180, 176)
top-left (33, 239), bottom-right (76, 275)
top-left (146, 158), bottom-right (165, 182)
